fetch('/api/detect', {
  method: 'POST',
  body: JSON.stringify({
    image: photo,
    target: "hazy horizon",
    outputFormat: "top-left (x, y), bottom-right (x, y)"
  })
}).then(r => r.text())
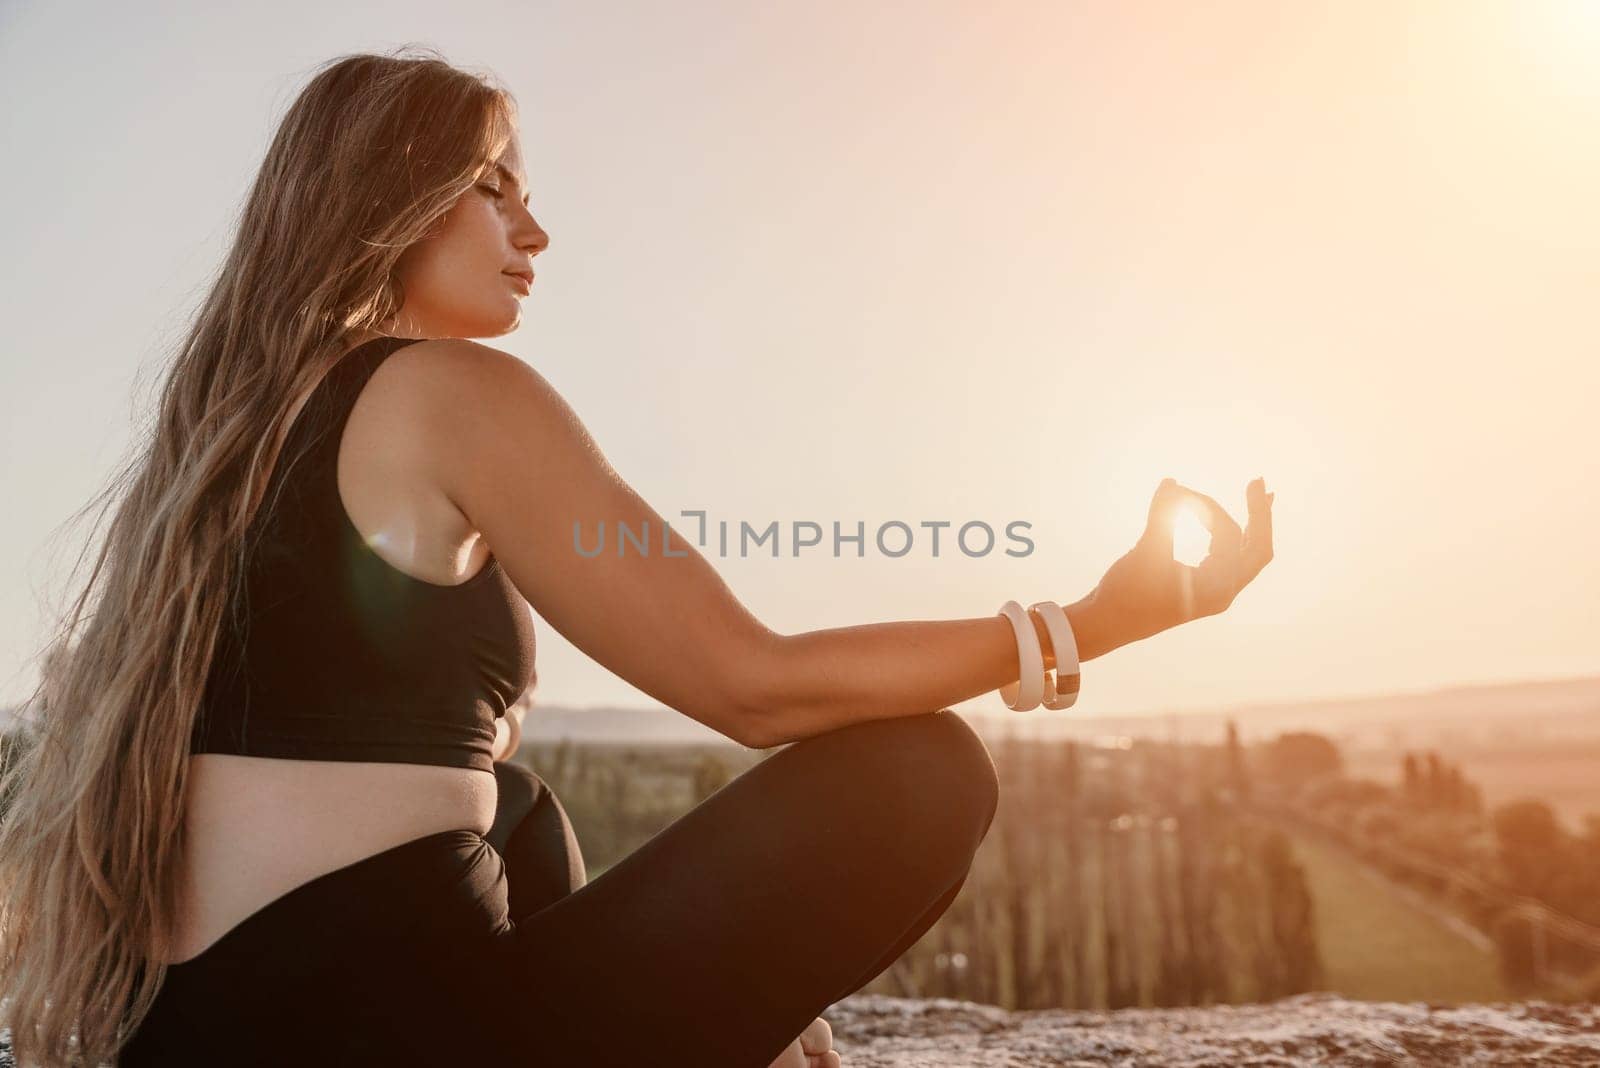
top-left (3, 1), bottom-right (1596, 722)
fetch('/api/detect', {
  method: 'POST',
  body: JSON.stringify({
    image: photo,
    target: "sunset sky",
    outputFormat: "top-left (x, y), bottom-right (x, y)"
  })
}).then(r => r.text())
top-left (2, 1), bottom-right (1596, 725)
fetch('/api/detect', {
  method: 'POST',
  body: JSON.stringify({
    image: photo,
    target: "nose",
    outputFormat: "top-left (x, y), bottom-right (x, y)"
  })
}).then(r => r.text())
top-left (513, 211), bottom-right (549, 257)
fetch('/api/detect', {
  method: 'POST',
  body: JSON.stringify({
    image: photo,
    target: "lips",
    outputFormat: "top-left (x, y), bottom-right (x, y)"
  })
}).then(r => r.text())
top-left (504, 270), bottom-right (533, 293)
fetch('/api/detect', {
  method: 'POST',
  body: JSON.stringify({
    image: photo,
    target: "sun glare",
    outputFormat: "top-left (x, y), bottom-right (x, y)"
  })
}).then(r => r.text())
top-left (1172, 502), bottom-right (1211, 569)
top-left (1512, 0), bottom-right (1600, 101)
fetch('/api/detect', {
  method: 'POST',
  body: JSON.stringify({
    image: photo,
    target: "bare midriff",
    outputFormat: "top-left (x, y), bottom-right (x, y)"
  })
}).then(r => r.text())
top-left (164, 753), bottom-right (497, 965)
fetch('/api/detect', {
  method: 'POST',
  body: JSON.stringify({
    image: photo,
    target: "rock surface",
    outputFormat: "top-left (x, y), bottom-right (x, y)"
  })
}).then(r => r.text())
top-left (6, 994), bottom-right (1600, 1066)
top-left (824, 992), bottom-right (1600, 1066)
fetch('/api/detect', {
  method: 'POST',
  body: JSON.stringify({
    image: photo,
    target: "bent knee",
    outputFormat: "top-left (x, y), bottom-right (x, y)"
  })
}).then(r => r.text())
top-left (916, 709), bottom-right (1000, 833)
top-left (855, 709), bottom-right (1000, 851)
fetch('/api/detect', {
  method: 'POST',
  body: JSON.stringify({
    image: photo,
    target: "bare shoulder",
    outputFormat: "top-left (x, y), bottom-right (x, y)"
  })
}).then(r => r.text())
top-left (373, 337), bottom-right (606, 515)
top-left (374, 337), bottom-right (579, 444)
top-left (379, 337), bottom-right (554, 409)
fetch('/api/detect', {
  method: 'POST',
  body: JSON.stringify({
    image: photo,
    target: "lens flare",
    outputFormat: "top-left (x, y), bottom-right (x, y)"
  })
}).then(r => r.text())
top-left (1172, 502), bottom-right (1211, 568)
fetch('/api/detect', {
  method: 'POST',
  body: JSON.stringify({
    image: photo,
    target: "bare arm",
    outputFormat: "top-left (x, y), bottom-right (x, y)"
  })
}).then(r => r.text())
top-left (733, 599), bottom-right (1115, 748)
top-left (413, 341), bottom-right (1272, 750)
top-left (738, 470), bottom-right (1275, 748)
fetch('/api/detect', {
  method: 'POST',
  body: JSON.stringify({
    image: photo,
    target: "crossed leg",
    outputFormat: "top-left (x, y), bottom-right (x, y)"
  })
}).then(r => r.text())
top-left (482, 708), bottom-right (1000, 1068)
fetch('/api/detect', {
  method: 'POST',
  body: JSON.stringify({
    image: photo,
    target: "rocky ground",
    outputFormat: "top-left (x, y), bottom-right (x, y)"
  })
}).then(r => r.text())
top-left (823, 992), bottom-right (1600, 1066)
top-left (5, 993), bottom-right (1599, 1066)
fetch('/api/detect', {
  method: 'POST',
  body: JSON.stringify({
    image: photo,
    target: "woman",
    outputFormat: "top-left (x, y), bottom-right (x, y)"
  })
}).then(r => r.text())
top-left (0, 47), bottom-right (1274, 1067)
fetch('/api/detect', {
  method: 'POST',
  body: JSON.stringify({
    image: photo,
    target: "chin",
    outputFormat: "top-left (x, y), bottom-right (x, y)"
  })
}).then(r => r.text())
top-left (458, 301), bottom-right (521, 338)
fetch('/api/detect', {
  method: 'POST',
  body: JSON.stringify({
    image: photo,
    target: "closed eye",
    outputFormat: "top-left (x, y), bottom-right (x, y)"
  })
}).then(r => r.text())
top-left (477, 184), bottom-right (505, 200)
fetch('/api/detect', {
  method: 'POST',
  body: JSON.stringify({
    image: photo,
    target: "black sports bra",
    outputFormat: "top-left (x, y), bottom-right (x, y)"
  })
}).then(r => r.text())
top-left (190, 336), bottom-right (537, 773)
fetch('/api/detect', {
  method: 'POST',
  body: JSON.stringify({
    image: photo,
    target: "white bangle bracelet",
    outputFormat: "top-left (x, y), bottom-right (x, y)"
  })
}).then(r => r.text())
top-left (997, 600), bottom-right (1045, 712)
top-left (1028, 600), bottom-right (1081, 710)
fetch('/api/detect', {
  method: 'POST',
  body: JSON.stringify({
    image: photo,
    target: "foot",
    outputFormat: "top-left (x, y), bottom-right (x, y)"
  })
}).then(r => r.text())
top-left (766, 1015), bottom-right (840, 1067)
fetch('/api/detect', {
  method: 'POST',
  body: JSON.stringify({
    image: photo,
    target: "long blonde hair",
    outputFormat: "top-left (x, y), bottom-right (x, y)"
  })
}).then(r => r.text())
top-left (0, 45), bottom-right (519, 1067)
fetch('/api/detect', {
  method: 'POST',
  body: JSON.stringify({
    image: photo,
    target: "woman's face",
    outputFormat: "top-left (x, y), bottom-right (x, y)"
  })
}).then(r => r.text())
top-left (386, 132), bottom-right (548, 340)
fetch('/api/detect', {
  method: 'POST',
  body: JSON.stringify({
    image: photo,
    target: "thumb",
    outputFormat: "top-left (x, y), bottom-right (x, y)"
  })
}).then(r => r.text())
top-left (1141, 477), bottom-right (1179, 555)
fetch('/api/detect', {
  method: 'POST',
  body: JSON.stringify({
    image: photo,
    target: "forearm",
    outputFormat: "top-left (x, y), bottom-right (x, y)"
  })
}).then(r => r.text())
top-left (740, 595), bottom-right (1113, 749)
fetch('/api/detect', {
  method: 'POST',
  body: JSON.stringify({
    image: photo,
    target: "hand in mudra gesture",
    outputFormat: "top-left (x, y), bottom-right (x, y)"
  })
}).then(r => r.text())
top-left (1083, 477), bottom-right (1275, 652)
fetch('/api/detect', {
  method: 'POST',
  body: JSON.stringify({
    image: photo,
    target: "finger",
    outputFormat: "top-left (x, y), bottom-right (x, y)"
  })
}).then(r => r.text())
top-left (1246, 476), bottom-right (1271, 517)
top-left (809, 1052), bottom-right (842, 1068)
top-left (1176, 483), bottom-right (1244, 559)
top-left (799, 1016), bottom-right (833, 1055)
top-left (1139, 477), bottom-right (1182, 556)
top-left (1241, 477), bottom-right (1275, 579)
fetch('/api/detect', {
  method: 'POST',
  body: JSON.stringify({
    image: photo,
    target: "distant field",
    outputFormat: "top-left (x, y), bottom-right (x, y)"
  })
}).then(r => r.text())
top-left (1344, 743), bottom-right (1600, 831)
top-left (1282, 828), bottom-right (1510, 1004)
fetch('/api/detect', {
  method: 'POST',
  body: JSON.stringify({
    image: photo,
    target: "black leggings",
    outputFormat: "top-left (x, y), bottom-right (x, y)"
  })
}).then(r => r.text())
top-left (120, 709), bottom-right (999, 1067)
